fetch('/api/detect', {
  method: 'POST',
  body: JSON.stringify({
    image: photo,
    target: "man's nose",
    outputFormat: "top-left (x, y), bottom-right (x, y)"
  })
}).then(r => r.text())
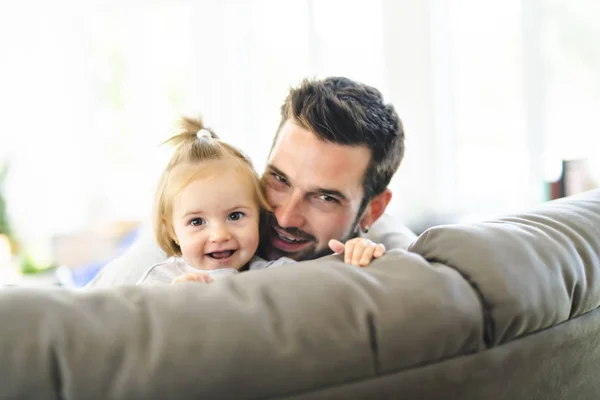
top-left (274, 191), bottom-right (306, 228)
top-left (209, 223), bottom-right (232, 243)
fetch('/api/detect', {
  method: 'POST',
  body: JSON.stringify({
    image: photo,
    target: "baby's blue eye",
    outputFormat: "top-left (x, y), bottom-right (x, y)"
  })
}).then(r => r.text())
top-left (189, 217), bottom-right (205, 226)
top-left (228, 212), bottom-right (245, 221)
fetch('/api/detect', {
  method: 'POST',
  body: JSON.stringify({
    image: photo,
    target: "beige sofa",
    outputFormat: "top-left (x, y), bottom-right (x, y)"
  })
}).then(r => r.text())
top-left (0, 189), bottom-right (598, 399)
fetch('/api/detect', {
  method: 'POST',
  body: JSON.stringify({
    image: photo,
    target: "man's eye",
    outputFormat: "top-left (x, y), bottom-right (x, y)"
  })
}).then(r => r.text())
top-left (319, 195), bottom-right (339, 204)
top-left (228, 211), bottom-right (245, 221)
top-left (273, 173), bottom-right (288, 185)
top-left (189, 218), bottom-right (205, 226)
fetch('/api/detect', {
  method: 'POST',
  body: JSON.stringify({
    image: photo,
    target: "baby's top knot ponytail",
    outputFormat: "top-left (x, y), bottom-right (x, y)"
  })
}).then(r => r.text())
top-left (196, 128), bottom-right (213, 141)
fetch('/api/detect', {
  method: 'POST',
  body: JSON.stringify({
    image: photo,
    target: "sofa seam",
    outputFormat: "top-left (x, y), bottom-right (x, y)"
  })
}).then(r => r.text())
top-left (263, 306), bottom-right (600, 400)
top-left (366, 312), bottom-right (380, 375)
top-left (49, 341), bottom-right (65, 400)
top-left (425, 257), bottom-right (496, 348)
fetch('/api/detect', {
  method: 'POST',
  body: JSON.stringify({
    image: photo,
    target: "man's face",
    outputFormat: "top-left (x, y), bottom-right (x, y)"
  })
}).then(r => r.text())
top-left (261, 120), bottom-right (371, 261)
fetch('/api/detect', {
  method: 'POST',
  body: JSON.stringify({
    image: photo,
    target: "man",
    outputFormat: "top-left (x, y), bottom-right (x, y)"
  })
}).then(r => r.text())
top-left (88, 76), bottom-right (411, 287)
top-left (259, 76), bottom-right (405, 262)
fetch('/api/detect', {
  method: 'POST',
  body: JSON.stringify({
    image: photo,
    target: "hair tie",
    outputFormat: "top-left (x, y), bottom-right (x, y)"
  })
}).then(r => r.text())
top-left (196, 129), bottom-right (212, 141)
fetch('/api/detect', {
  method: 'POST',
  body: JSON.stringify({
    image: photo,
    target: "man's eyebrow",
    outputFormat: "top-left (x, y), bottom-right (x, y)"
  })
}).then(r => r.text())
top-left (315, 188), bottom-right (348, 202)
top-left (266, 165), bottom-right (288, 179)
top-left (267, 164), bottom-right (348, 202)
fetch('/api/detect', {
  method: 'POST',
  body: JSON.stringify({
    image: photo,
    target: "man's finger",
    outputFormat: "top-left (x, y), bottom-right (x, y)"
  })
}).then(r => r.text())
top-left (328, 239), bottom-right (345, 254)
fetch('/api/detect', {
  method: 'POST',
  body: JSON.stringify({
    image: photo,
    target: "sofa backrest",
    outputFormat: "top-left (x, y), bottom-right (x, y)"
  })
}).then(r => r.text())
top-left (409, 189), bottom-right (600, 346)
top-left (0, 190), bottom-right (599, 399)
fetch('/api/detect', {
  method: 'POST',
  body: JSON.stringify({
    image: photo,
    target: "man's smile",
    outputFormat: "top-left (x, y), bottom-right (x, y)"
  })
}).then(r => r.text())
top-left (270, 225), bottom-right (313, 253)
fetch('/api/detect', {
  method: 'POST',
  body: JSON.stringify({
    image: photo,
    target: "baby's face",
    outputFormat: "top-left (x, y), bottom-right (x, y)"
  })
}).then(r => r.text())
top-left (170, 164), bottom-right (260, 270)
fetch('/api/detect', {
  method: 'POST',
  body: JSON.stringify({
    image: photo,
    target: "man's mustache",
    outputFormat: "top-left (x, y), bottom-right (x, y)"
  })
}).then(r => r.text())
top-left (268, 215), bottom-right (316, 241)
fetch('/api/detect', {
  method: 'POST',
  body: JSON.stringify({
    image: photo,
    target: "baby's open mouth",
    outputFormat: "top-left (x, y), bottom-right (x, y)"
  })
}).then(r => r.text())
top-left (207, 250), bottom-right (236, 260)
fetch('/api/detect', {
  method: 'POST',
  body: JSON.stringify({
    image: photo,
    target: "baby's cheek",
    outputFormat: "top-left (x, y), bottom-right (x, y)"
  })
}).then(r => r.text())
top-left (246, 222), bottom-right (261, 250)
top-left (182, 236), bottom-right (205, 252)
top-left (180, 241), bottom-right (206, 265)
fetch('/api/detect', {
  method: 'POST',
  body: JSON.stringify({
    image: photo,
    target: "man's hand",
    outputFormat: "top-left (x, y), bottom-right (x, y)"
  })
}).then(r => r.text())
top-left (172, 271), bottom-right (215, 284)
top-left (328, 238), bottom-right (386, 267)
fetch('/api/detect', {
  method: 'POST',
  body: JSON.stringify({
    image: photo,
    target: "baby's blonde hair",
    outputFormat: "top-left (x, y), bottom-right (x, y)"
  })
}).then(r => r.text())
top-left (154, 116), bottom-right (271, 256)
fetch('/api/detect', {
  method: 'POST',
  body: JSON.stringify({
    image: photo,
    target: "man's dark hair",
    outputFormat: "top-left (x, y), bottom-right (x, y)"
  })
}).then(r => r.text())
top-left (274, 76), bottom-right (405, 207)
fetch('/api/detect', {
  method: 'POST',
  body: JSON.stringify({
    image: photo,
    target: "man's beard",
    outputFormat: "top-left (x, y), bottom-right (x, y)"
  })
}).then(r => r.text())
top-left (258, 212), bottom-right (362, 262)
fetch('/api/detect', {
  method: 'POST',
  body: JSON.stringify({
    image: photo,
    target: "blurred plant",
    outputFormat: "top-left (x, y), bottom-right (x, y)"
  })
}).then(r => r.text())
top-left (0, 160), bottom-right (55, 274)
top-left (0, 161), bottom-right (13, 238)
top-left (0, 160), bottom-right (20, 257)
top-left (20, 253), bottom-right (54, 275)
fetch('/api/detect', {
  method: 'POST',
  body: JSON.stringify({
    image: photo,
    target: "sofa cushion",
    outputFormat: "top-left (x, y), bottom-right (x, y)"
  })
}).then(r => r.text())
top-left (285, 305), bottom-right (600, 400)
top-left (409, 189), bottom-right (600, 345)
top-left (0, 250), bottom-right (482, 399)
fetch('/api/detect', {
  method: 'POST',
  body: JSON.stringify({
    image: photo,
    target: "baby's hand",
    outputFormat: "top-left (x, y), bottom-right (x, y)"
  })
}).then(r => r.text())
top-left (172, 271), bottom-right (215, 284)
top-left (328, 238), bottom-right (385, 267)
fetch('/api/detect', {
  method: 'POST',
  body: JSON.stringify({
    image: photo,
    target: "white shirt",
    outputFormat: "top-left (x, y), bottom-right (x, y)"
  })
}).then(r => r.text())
top-left (137, 256), bottom-right (295, 286)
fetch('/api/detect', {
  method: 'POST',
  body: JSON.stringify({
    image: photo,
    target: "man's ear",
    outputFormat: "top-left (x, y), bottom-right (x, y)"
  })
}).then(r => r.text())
top-left (360, 188), bottom-right (392, 229)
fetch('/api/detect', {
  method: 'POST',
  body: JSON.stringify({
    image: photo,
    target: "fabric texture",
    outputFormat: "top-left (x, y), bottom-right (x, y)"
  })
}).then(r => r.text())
top-left (0, 251), bottom-right (483, 399)
top-left (0, 190), bottom-right (598, 399)
top-left (409, 189), bottom-right (600, 345)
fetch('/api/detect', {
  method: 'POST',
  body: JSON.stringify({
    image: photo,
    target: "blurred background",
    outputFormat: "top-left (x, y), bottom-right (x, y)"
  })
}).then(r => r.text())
top-left (0, 0), bottom-right (599, 285)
